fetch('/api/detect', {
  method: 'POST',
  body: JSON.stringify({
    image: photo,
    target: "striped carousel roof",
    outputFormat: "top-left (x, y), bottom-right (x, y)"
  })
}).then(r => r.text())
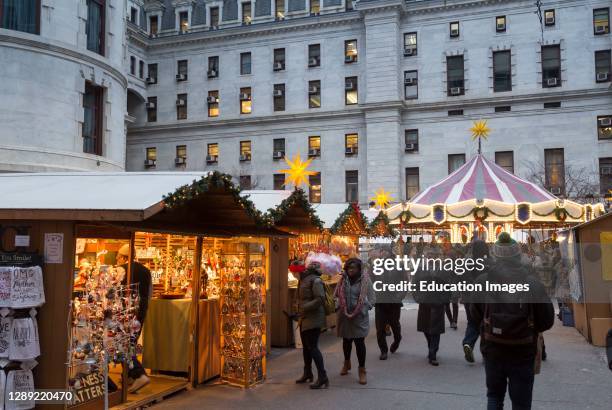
top-left (411, 154), bottom-right (557, 206)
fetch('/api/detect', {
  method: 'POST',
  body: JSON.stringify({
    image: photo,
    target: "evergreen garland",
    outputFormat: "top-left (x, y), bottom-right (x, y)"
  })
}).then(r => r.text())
top-left (266, 188), bottom-right (324, 230)
top-left (330, 203), bottom-right (369, 235)
top-left (368, 211), bottom-right (398, 238)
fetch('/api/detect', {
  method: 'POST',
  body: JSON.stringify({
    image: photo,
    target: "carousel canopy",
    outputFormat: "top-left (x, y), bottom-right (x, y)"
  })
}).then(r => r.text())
top-left (411, 154), bottom-right (555, 206)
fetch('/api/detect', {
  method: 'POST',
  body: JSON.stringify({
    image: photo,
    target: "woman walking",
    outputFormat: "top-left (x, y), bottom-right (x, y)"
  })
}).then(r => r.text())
top-left (296, 261), bottom-right (329, 389)
top-left (335, 258), bottom-right (374, 385)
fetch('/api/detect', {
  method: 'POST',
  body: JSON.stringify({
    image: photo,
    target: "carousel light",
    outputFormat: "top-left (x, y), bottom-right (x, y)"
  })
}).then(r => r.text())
top-left (470, 119), bottom-right (491, 141)
top-left (370, 187), bottom-right (393, 209)
top-left (277, 153), bottom-right (317, 187)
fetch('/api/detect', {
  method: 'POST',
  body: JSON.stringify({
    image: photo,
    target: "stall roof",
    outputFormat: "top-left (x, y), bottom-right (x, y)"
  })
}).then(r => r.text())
top-left (569, 211), bottom-right (611, 231)
top-left (241, 190), bottom-right (293, 213)
top-left (312, 203), bottom-right (353, 229)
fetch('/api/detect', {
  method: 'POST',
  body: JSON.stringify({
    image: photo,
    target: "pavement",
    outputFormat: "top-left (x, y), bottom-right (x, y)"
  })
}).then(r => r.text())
top-left (154, 304), bottom-right (611, 409)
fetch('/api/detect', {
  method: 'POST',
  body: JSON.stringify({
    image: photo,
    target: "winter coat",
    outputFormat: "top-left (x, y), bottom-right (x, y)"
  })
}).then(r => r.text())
top-left (336, 274), bottom-right (375, 339)
top-left (374, 266), bottom-right (407, 305)
top-left (470, 257), bottom-right (554, 361)
top-left (297, 269), bottom-right (326, 332)
top-left (606, 328), bottom-right (612, 371)
top-left (413, 269), bottom-right (451, 335)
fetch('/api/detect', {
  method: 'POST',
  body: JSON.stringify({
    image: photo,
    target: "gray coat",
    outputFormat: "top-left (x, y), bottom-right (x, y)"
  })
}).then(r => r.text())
top-left (336, 274), bottom-right (375, 339)
top-left (297, 271), bottom-right (326, 331)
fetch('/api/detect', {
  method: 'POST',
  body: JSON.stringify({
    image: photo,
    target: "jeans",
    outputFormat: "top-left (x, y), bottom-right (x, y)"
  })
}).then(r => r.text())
top-left (424, 333), bottom-right (440, 360)
top-left (445, 302), bottom-right (458, 324)
top-left (343, 337), bottom-right (366, 367)
top-left (128, 328), bottom-right (146, 379)
top-left (375, 303), bottom-right (402, 354)
top-left (485, 356), bottom-right (535, 410)
top-left (462, 303), bottom-right (480, 348)
top-left (300, 328), bottom-right (327, 380)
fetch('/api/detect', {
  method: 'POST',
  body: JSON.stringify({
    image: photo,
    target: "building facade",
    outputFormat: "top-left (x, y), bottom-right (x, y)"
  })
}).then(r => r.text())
top-left (0, 0), bottom-right (127, 172)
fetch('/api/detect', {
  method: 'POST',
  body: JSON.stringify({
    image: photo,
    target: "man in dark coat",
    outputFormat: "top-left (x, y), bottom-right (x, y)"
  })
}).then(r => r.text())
top-left (607, 328), bottom-right (612, 371)
top-left (462, 239), bottom-right (489, 363)
top-left (471, 233), bottom-right (554, 409)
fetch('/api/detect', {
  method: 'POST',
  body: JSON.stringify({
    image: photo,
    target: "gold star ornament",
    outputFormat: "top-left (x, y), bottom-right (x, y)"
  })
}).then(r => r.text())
top-left (370, 187), bottom-right (393, 209)
top-left (470, 120), bottom-right (491, 141)
top-left (278, 153), bottom-right (317, 187)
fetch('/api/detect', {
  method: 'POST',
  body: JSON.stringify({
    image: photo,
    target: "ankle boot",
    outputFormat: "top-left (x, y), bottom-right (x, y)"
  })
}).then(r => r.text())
top-left (340, 360), bottom-right (351, 375)
top-left (295, 368), bottom-right (314, 384)
top-left (309, 376), bottom-right (329, 389)
top-left (358, 367), bottom-right (367, 385)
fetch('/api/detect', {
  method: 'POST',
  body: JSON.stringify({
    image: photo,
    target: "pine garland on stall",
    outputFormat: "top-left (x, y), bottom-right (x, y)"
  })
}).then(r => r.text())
top-left (267, 188), bottom-right (324, 230)
top-left (330, 203), bottom-right (369, 235)
top-left (368, 211), bottom-right (398, 238)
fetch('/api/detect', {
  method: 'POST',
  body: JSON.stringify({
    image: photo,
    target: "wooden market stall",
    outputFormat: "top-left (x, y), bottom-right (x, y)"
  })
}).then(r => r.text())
top-left (0, 171), bottom-right (287, 410)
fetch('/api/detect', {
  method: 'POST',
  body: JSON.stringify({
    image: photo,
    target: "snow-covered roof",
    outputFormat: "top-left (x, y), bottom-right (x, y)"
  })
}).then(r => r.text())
top-left (311, 203), bottom-right (352, 229)
top-left (0, 172), bottom-right (207, 211)
top-left (240, 190), bottom-right (293, 213)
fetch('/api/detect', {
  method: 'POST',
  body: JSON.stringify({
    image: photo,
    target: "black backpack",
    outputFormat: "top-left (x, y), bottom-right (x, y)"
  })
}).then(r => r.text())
top-left (483, 301), bottom-right (536, 345)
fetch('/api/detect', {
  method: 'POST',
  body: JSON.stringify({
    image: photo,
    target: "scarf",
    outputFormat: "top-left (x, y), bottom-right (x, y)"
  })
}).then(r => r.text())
top-left (335, 272), bottom-right (370, 319)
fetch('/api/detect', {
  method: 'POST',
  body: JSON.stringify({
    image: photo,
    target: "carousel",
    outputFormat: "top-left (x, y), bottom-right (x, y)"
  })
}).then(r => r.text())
top-left (386, 121), bottom-right (606, 243)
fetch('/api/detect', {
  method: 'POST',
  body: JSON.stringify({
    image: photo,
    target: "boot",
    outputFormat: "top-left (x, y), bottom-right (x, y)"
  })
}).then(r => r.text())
top-left (295, 367), bottom-right (314, 384)
top-left (309, 376), bottom-right (329, 389)
top-left (358, 367), bottom-right (367, 385)
top-left (340, 360), bottom-right (351, 376)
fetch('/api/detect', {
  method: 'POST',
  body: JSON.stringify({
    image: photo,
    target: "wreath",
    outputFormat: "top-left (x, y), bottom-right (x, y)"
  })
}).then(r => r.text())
top-left (473, 207), bottom-right (489, 221)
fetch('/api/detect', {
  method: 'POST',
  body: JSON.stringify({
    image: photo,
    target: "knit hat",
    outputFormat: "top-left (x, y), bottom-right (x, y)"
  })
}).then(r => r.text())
top-left (117, 244), bottom-right (130, 257)
top-left (492, 232), bottom-right (520, 259)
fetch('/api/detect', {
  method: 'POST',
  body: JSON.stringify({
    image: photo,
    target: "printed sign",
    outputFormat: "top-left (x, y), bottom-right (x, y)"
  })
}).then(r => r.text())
top-left (69, 371), bottom-right (105, 407)
top-left (14, 236), bottom-right (29, 248)
top-left (44, 233), bottom-right (63, 264)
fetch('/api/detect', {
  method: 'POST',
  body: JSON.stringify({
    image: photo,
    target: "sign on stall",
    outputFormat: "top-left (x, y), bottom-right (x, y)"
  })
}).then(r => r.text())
top-left (44, 233), bottom-right (64, 264)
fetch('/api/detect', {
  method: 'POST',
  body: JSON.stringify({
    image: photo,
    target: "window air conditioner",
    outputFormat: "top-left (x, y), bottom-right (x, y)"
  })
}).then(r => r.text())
top-left (404, 47), bottom-right (415, 56)
top-left (145, 102), bottom-right (156, 110)
top-left (450, 87), bottom-right (462, 95)
top-left (206, 155), bottom-right (218, 163)
top-left (176, 99), bottom-right (186, 106)
top-left (496, 23), bottom-right (506, 31)
top-left (599, 118), bottom-right (612, 127)
top-left (545, 16), bottom-right (555, 25)
top-left (239, 154), bottom-right (251, 161)
top-left (547, 77), bottom-right (558, 86)
top-left (273, 62), bottom-right (284, 71)
top-left (345, 81), bottom-right (355, 91)
top-left (239, 93), bottom-right (250, 101)
top-left (175, 157), bottom-right (186, 165)
top-left (345, 146), bottom-right (356, 155)
top-left (273, 151), bottom-right (285, 159)
top-left (450, 28), bottom-right (459, 37)
top-left (601, 166), bottom-right (612, 175)
top-left (308, 149), bottom-right (320, 157)
top-left (596, 72), bottom-right (609, 81)
top-left (144, 159), bottom-right (156, 167)
top-left (207, 96), bottom-right (218, 104)
top-left (207, 69), bottom-right (218, 78)
top-left (345, 55), bottom-right (356, 63)
top-left (176, 73), bottom-right (187, 81)
top-left (595, 25), bottom-right (606, 34)
top-left (308, 86), bottom-right (319, 94)
top-left (308, 57), bottom-right (319, 67)
top-left (405, 143), bottom-right (417, 152)
top-left (273, 89), bottom-right (284, 97)
top-left (145, 77), bottom-right (157, 85)
top-left (404, 77), bottom-right (416, 86)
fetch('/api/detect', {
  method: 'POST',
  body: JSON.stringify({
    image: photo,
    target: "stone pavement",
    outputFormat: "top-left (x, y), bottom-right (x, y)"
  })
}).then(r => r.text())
top-left (154, 304), bottom-right (611, 409)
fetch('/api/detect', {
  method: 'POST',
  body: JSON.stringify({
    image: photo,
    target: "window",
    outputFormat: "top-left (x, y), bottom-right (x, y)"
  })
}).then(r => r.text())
top-left (147, 63), bottom-right (157, 83)
top-left (207, 143), bottom-right (219, 164)
top-left (495, 151), bottom-right (514, 173)
top-left (345, 77), bottom-right (358, 105)
top-left (496, 16), bottom-right (506, 32)
top-left (495, 106), bottom-right (511, 112)
top-left (242, 2), bottom-right (251, 24)
top-left (446, 55), bottom-right (465, 95)
top-left (145, 147), bottom-right (156, 167)
top-left (309, 80), bottom-right (321, 108)
top-left (545, 148), bottom-right (565, 194)
top-left (273, 138), bottom-right (285, 159)
top-left (146, 97), bottom-right (157, 122)
top-left (210, 7), bottom-right (219, 28)
top-left (273, 48), bottom-right (285, 71)
top-left (598, 115), bottom-right (612, 140)
top-left (599, 158), bottom-right (612, 195)
top-left (345, 40), bottom-right (358, 63)
top-left (308, 44), bottom-right (320, 67)
top-left (240, 175), bottom-right (251, 190)
top-left (449, 21), bottom-right (460, 38)
top-left (345, 171), bottom-right (358, 203)
top-left (541, 45), bottom-right (561, 87)
top-left (139, 61), bottom-right (144, 79)
top-left (448, 109), bottom-right (463, 116)
top-left (130, 7), bottom-right (137, 23)
top-left (273, 84), bottom-right (285, 112)
top-left (274, 174), bottom-right (285, 190)
top-left (130, 56), bottom-right (136, 75)
top-left (240, 52), bottom-right (251, 75)
top-left (176, 145), bottom-right (187, 164)
top-left (544, 9), bottom-right (555, 26)
top-left (86, 0), bottom-right (105, 55)
top-left (404, 32), bottom-right (417, 56)
top-left (593, 8), bottom-right (609, 35)
top-left (179, 11), bottom-right (189, 33)
top-left (595, 50), bottom-right (611, 82)
top-left (177, 93), bottom-right (187, 120)
top-left (240, 87), bottom-right (252, 114)
top-left (405, 168), bottom-right (419, 200)
top-left (308, 136), bottom-right (321, 157)
top-left (405, 129), bottom-right (418, 152)
top-left (208, 90), bottom-right (219, 117)
top-left (240, 141), bottom-right (251, 161)
top-left (275, 0), bottom-right (284, 19)
top-left (208, 56), bottom-right (219, 78)
top-left (493, 50), bottom-right (511, 92)
top-left (0, 0), bottom-right (40, 34)
top-left (404, 70), bottom-right (418, 99)
top-left (177, 60), bottom-right (188, 81)
top-left (345, 134), bottom-right (358, 156)
top-left (149, 15), bottom-right (159, 35)
top-left (544, 101), bottom-right (561, 108)
top-left (310, 0), bottom-right (320, 15)
top-left (346, 0), bottom-right (353, 11)
top-left (448, 154), bottom-right (466, 174)
top-left (82, 82), bottom-right (104, 156)
top-left (309, 173), bottom-right (321, 203)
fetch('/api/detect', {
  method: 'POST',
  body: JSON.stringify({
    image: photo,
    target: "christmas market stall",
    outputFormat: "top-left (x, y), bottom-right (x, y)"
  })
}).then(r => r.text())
top-left (0, 171), bottom-right (286, 410)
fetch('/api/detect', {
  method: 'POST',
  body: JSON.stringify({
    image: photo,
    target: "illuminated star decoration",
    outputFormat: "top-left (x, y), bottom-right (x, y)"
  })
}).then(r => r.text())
top-left (370, 187), bottom-right (393, 209)
top-left (470, 119), bottom-right (491, 141)
top-left (278, 153), bottom-right (317, 187)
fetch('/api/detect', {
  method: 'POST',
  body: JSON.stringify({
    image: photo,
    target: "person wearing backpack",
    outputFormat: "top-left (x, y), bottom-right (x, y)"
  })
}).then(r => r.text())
top-left (335, 257), bottom-right (374, 385)
top-left (470, 233), bottom-right (554, 410)
top-left (295, 261), bottom-right (329, 389)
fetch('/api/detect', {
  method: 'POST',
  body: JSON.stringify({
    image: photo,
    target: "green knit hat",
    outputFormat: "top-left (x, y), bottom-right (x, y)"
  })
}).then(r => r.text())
top-left (492, 232), bottom-right (520, 259)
